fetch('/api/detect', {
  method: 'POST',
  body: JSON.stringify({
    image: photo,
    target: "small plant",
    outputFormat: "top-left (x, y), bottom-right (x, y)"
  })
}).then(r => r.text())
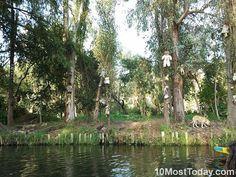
top-left (159, 124), bottom-right (171, 133)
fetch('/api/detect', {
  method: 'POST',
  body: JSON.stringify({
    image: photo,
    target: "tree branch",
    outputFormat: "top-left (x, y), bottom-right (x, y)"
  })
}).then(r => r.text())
top-left (177, 0), bottom-right (213, 25)
top-left (4, 3), bottom-right (33, 16)
top-left (14, 63), bottom-right (34, 98)
top-left (1, 59), bottom-right (9, 67)
top-left (188, 1), bottom-right (212, 15)
top-left (4, 2), bottom-right (48, 24)
top-left (177, 8), bottom-right (189, 25)
top-left (0, 49), bottom-right (10, 53)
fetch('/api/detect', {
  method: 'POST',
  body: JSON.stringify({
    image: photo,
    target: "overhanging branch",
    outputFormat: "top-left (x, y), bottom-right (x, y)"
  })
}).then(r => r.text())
top-left (177, 0), bottom-right (213, 25)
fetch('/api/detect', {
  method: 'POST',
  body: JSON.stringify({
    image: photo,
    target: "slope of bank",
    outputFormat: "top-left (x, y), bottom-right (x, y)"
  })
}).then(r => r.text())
top-left (0, 119), bottom-right (235, 146)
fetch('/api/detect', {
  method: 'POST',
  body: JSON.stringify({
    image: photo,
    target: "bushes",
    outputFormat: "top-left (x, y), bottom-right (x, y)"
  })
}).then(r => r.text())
top-left (0, 96), bottom-right (7, 125)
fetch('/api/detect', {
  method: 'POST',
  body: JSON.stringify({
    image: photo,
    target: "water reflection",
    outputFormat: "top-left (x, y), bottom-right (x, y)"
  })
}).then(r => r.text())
top-left (0, 145), bottom-right (225, 177)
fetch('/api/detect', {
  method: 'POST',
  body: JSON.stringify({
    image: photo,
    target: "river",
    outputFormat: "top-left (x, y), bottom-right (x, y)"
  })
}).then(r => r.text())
top-left (0, 145), bottom-right (226, 177)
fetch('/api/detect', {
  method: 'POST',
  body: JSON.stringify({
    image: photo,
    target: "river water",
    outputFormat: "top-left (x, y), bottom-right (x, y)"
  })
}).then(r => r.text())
top-left (0, 145), bottom-right (226, 177)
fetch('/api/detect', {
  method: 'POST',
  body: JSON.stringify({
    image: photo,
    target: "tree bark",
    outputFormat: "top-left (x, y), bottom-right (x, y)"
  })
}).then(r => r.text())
top-left (106, 87), bottom-right (111, 129)
top-left (172, 22), bottom-right (185, 122)
top-left (163, 83), bottom-right (170, 124)
top-left (64, 0), bottom-right (85, 122)
top-left (192, 78), bottom-right (201, 113)
top-left (162, 69), bottom-right (171, 125)
top-left (93, 76), bottom-right (103, 122)
top-left (65, 52), bottom-right (76, 122)
top-left (225, 0), bottom-right (236, 127)
top-left (154, 8), bottom-right (171, 124)
top-left (214, 79), bottom-right (220, 120)
top-left (7, 2), bottom-right (18, 126)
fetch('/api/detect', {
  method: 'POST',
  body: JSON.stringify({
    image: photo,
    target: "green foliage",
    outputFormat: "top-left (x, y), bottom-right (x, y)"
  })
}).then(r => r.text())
top-left (119, 55), bottom-right (159, 115)
top-left (199, 60), bottom-right (227, 117)
top-left (159, 124), bottom-right (171, 133)
top-left (93, 0), bottom-right (117, 72)
top-left (110, 112), bottom-right (144, 121)
top-left (76, 51), bottom-right (99, 114)
top-left (0, 96), bottom-right (7, 124)
top-left (210, 130), bottom-right (236, 146)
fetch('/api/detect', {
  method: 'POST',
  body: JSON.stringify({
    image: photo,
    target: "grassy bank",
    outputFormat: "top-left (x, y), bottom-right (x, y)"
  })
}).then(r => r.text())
top-left (0, 120), bottom-right (235, 146)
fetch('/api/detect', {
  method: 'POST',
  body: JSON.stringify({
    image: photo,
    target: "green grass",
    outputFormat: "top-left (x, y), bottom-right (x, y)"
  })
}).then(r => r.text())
top-left (98, 112), bottom-right (163, 122)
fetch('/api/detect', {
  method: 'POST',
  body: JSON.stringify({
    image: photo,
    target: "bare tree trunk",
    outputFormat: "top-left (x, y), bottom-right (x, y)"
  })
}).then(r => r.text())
top-left (93, 76), bottom-right (103, 122)
top-left (154, 9), bottom-right (171, 124)
top-left (225, 0), bottom-right (236, 127)
top-left (39, 101), bottom-right (42, 124)
top-left (172, 22), bottom-right (185, 122)
top-left (65, 52), bottom-right (76, 122)
top-left (192, 79), bottom-right (201, 114)
top-left (63, 0), bottom-right (76, 122)
top-left (7, 2), bottom-right (18, 126)
top-left (106, 89), bottom-right (111, 129)
top-left (162, 70), bottom-right (170, 125)
top-left (139, 94), bottom-right (146, 116)
top-left (214, 79), bottom-right (220, 120)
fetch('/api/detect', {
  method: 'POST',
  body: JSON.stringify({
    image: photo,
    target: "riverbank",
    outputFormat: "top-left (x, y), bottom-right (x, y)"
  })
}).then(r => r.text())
top-left (0, 119), bottom-right (235, 146)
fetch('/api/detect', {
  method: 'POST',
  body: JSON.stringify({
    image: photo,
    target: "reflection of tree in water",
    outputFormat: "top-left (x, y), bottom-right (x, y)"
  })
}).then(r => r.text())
top-left (192, 146), bottom-right (209, 176)
top-left (0, 146), bottom-right (227, 177)
top-left (20, 154), bottom-right (38, 176)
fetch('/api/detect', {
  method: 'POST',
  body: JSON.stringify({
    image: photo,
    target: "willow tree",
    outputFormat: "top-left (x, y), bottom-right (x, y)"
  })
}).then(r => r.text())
top-left (93, 0), bottom-right (117, 123)
top-left (63, 0), bottom-right (89, 122)
top-left (224, 0), bottom-right (236, 127)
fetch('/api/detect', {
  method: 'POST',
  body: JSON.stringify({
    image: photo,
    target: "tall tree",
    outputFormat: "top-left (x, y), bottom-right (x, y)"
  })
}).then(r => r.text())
top-left (224, 0), bottom-right (236, 127)
top-left (7, 1), bottom-right (18, 126)
top-left (63, 0), bottom-right (89, 122)
top-left (93, 0), bottom-right (117, 123)
top-left (1, 0), bottom-right (66, 125)
top-left (129, 0), bottom-right (214, 122)
top-left (166, 0), bottom-right (214, 122)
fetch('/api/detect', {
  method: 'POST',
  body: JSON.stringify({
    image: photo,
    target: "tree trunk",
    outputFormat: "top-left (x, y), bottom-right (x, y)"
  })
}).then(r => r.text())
top-left (155, 9), bottom-right (171, 124)
top-left (162, 70), bottom-right (170, 125)
top-left (39, 101), bottom-right (42, 124)
top-left (93, 76), bottom-right (103, 122)
top-left (225, 0), bottom-right (236, 127)
top-left (63, 0), bottom-right (76, 122)
top-left (65, 52), bottom-right (76, 122)
top-left (7, 3), bottom-right (17, 126)
top-left (214, 79), bottom-right (220, 120)
top-left (172, 22), bottom-right (185, 122)
top-left (106, 87), bottom-right (111, 129)
top-left (226, 38), bottom-right (236, 126)
top-left (192, 78), bottom-right (201, 113)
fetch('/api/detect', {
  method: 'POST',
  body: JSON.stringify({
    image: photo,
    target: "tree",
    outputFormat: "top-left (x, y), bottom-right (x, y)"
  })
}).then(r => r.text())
top-left (224, 0), bottom-right (236, 127)
top-left (1, 0), bottom-right (55, 125)
top-left (119, 55), bottom-right (157, 116)
top-left (63, 0), bottom-right (89, 122)
top-left (93, 0), bottom-right (117, 123)
top-left (129, 0), bottom-right (215, 122)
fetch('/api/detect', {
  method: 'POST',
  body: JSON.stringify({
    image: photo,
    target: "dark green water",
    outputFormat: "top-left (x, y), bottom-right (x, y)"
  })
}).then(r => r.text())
top-left (0, 145), bottom-right (226, 177)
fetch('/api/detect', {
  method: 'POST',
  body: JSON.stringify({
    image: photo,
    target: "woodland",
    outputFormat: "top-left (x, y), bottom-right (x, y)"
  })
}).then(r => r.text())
top-left (0, 0), bottom-right (236, 130)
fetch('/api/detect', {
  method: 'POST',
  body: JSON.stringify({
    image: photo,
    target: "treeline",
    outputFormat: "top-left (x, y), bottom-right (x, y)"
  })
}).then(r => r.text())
top-left (0, 0), bottom-right (236, 127)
